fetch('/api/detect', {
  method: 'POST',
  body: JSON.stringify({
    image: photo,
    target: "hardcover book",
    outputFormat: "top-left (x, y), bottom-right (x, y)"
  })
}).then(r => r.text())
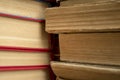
top-left (59, 33), bottom-right (120, 66)
top-left (0, 0), bottom-right (49, 48)
top-left (51, 61), bottom-right (120, 80)
top-left (60, 0), bottom-right (115, 7)
top-left (46, 1), bottom-right (120, 33)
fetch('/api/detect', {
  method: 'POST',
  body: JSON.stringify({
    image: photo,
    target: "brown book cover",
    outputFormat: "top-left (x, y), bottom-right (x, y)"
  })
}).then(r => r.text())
top-left (46, 1), bottom-right (120, 33)
top-left (59, 33), bottom-right (120, 66)
top-left (51, 61), bottom-right (120, 80)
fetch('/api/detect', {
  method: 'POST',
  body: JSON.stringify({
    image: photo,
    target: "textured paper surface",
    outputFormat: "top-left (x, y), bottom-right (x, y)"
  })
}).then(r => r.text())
top-left (0, 69), bottom-right (50, 80)
top-left (0, 0), bottom-right (48, 19)
top-left (0, 50), bottom-right (50, 66)
top-left (51, 61), bottom-right (120, 80)
top-left (46, 2), bottom-right (120, 33)
top-left (0, 17), bottom-right (49, 48)
top-left (59, 33), bottom-right (120, 66)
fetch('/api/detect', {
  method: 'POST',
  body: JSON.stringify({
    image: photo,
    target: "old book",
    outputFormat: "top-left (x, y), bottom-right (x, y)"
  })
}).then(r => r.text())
top-left (0, 50), bottom-right (50, 66)
top-left (0, 17), bottom-right (49, 48)
top-left (0, 68), bottom-right (50, 80)
top-left (51, 61), bottom-right (120, 80)
top-left (0, 0), bottom-right (48, 19)
top-left (59, 33), bottom-right (120, 66)
top-left (46, 1), bottom-right (120, 33)
top-left (60, 0), bottom-right (114, 7)
top-left (0, 0), bottom-right (49, 48)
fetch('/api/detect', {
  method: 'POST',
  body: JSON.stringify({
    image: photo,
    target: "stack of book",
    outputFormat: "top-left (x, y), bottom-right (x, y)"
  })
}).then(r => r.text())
top-left (0, 0), bottom-right (53, 80)
top-left (46, 0), bottom-right (120, 80)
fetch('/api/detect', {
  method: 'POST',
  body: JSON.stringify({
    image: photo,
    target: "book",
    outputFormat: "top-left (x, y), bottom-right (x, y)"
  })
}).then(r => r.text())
top-left (0, 0), bottom-right (48, 19)
top-left (0, 0), bottom-right (50, 49)
top-left (51, 61), bottom-right (120, 80)
top-left (0, 16), bottom-right (49, 48)
top-left (46, 1), bottom-right (120, 33)
top-left (0, 1), bottom-right (53, 80)
top-left (0, 50), bottom-right (50, 66)
top-left (59, 33), bottom-right (120, 66)
top-left (0, 68), bottom-right (50, 80)
top-left (60, 0), bottom-right (115, 7)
